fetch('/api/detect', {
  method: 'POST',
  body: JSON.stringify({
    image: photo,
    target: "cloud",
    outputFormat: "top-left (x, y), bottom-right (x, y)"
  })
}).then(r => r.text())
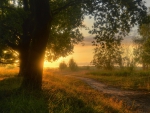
top-left (82, 35), bottom-right (94, 46)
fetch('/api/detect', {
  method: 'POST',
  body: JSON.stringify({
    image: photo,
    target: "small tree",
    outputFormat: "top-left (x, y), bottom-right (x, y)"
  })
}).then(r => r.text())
top-left (68, 58), bottom-right (78, 71)
top-left (133, 12), bottom-right (150, 70)
top-left (121, 45), bottom-right (136, 71)
top-left (92, 41), bottom-right (123, 70)
top-left (59, 61), bottom-right (67, 70)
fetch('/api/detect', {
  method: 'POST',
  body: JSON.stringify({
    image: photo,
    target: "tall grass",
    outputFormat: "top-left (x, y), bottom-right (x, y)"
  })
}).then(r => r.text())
top-left (43, 70), bottom-right (135, 113)
top-left (0, 67), bottom-right (48, 113)
top-left (0, 66), bottom-right (19, 79)
top-left (0, 67), bottom-right (140, 112)
top-left (85, 69), bottom-right (150, 91)
top-left (0, 77), bottom-right (49, 113)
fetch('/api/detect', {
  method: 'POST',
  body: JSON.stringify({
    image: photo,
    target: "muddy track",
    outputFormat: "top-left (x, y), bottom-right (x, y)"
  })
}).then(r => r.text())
top-left (74, 76), bottom-right (150, 113)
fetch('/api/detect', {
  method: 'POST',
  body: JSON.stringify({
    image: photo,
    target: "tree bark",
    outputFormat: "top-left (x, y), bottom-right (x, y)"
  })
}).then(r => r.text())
top-left (18, 18), bottom-right (31, 76)
top-left (20, 0), bottom-right (51, 90)
top-left (18, 48), bottom-right (29, 77)
top-left (21, 27), bottom-right (50, 90)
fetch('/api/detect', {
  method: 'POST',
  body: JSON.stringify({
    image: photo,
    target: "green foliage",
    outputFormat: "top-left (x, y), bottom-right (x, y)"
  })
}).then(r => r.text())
top-left (0, 50), bottom-right (18, 64)
top-left (92, 41), bottom-right (123, 70)
top-left (121, 46), bottom-right (136, 71)
top-left (0, 0), bottom-right (85, 63)
top-left (90, 0), bottom-right (147, 70)
top-left (69, 58), bottom-right (78, 71)
top-left (59, 61), bottom-right (67, 70)
top-left (133, 12), bottom-right (150, 69)
top-left (90, 0), bottom-right (147, 47)
top-left (46, 0), bottom-right (85, 61)
top-left (0, 0), bottom-right (25, 64)
top-left (0, 0), bottom-right (147, 63)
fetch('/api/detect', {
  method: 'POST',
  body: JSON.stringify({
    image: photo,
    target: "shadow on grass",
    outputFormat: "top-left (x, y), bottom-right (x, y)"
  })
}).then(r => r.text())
top-left (45, 89), bottom-right (98, 113)
top-left (0, 77), bottom-right (49, 113)
top-left (0, 77), bottom-right (98, 113)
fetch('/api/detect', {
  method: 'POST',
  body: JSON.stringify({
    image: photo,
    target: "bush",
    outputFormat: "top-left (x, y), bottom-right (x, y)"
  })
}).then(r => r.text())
top-left (59, 61), bottom-right (67, 70)
top-left (68, 58), bottom-right (78, 71)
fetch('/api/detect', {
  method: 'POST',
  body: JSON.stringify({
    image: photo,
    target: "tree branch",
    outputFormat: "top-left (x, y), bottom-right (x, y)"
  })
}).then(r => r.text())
top-left (52, 0), bottom-right (91, 15)
top-left (0, 6), bottom-right (16, 10)
top-left (5, 40), bottom-right (20, 51)
top-left (2, 24), bottom-right (22, 38)
top-left (0, 61), bottom-right (16, 64)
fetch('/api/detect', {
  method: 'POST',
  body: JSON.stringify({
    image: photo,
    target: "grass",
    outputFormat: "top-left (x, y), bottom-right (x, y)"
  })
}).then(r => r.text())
top-left (0, 67), bottom-right (144, 113)
top-left (0, 66), bottom-right (19, 79)
top-left (83, 69), bottom-right (150, 91)
top-left (0, 77), bottom-right (49, 113)
top-left (43, 71), bottom-right (128, 113)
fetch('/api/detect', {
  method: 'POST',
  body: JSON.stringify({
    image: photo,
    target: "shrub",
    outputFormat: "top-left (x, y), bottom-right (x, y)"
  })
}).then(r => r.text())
top-left (59, 61), bottom-right (67, 70)
top-left (68, 58), bottom-right (78, 71)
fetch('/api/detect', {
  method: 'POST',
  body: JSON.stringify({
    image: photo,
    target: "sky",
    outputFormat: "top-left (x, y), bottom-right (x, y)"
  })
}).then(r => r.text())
top-left (44, 0), bottom-right (150, 68)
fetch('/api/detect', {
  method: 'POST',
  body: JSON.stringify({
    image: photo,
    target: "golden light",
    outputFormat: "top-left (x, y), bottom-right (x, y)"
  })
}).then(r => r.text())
top-left (44, 61), bottom-right (59, 68)
top-left (4, 51), bottom-right (7, 53)
top-left (44, 43), bottom-right (94, 68)
top-left (44, 56), bottom-right (71, 68)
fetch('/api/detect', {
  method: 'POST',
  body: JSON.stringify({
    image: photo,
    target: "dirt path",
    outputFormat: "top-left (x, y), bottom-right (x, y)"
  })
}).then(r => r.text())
top-left (57, 70), bottom-right (150, 112)
top-left (75, 76), bottom-right (150, 113)
top-left (49, 70), bottom-right (150, 112)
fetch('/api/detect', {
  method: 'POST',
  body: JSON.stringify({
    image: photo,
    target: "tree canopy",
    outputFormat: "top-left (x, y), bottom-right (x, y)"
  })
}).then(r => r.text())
top-left (0, 0), bottom-right (85, 62)
top-left (0, 0), bottom-right (147, 62)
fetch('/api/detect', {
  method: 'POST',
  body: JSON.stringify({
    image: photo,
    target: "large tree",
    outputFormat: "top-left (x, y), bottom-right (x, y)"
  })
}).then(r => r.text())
top-left (0, 0), bottom-right (147, 90)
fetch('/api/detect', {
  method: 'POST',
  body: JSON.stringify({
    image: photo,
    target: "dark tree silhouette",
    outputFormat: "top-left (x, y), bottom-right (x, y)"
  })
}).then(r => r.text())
top-left (69, 58), bottom-right (78, 71)
top-left (59, 61), bottom-right (67, 70)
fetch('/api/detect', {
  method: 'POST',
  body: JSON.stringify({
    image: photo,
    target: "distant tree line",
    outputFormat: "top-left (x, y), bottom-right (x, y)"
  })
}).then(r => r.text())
top-left (59, 58), bottom-right (78, 71)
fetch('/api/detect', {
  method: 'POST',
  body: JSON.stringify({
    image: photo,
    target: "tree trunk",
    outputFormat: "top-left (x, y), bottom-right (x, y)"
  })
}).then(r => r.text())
top-left (21, 27), bottom-right (51, 90)
top-left (18, 19), bottom-right (31, 77)
top-left (21, 47), bottom-right (45, 90)
top-left (21, 0), bottom-right (51, 90)
top-left (18, 48), bottom-right (29, 77)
